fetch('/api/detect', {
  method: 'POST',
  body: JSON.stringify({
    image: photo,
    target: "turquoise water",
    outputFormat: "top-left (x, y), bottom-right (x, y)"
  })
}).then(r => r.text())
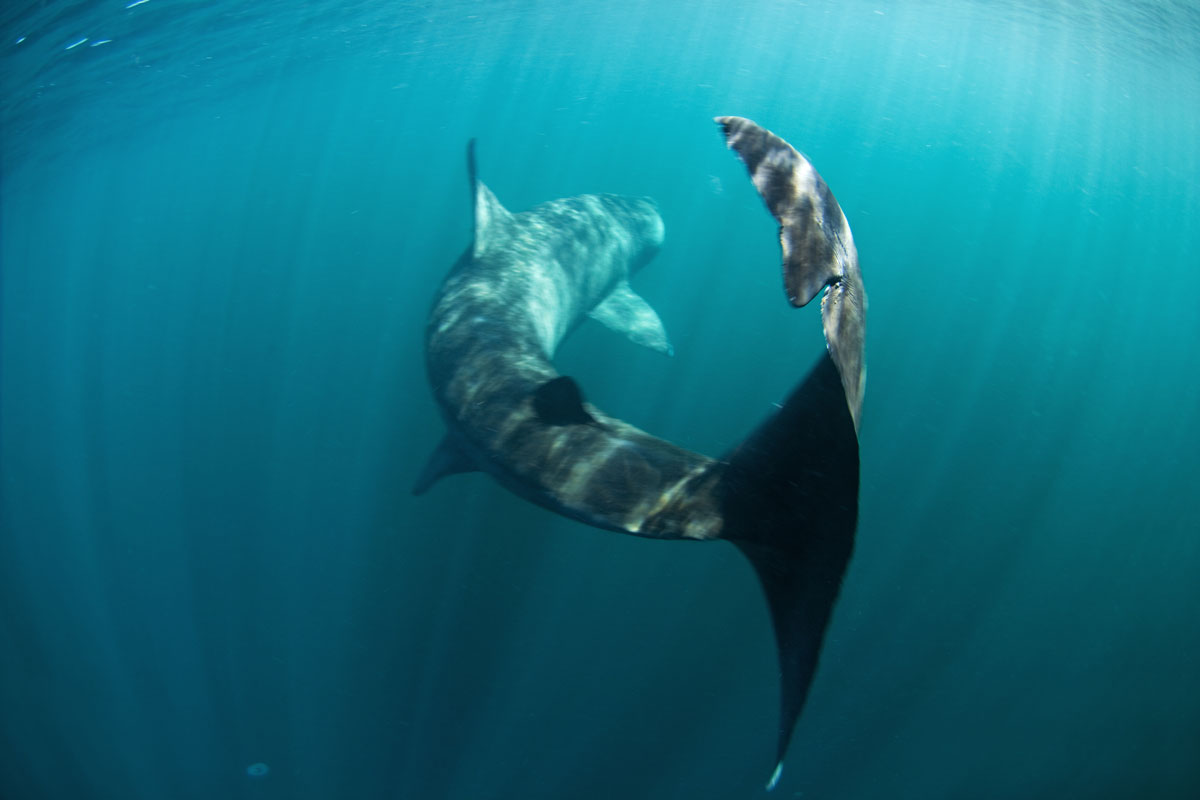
top-left (3, 1), bottom-right (1198, 797)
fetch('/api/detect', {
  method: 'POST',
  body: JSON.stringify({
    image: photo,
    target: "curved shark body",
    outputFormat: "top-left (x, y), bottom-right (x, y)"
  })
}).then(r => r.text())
top-left (415, 118), bottom-right (865, 789)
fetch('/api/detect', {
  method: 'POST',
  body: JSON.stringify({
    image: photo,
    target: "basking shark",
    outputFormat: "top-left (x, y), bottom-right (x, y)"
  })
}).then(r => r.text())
top-left (415, 117), bottom-right (865, 789)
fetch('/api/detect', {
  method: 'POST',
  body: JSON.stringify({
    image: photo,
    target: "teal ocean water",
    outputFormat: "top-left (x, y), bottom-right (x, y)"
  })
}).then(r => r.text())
top-left (3, 1), bottom-right (1198, 797)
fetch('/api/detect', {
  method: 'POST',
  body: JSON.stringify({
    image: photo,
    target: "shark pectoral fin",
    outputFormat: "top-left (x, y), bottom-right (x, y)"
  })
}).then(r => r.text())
top-left (532, 376), bottom-right (597, 426)
top-left (587, 281), bottom-right (674, 356)
top-left (412, 435), bottom-right (479, 495)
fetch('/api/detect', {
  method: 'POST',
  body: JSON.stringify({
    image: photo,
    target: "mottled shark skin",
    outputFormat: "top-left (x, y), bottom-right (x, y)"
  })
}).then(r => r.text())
top-left (415, 122), bottom-right (864, 790)
top-left (716, 115), bottom-right (867, 431)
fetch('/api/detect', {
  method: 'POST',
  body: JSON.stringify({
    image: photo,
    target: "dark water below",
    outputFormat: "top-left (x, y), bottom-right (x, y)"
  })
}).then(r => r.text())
top-left (3, 1), bottom-right (1198, 798)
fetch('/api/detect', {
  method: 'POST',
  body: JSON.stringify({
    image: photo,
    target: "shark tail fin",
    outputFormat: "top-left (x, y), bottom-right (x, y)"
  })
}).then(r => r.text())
top-left (717, 351), bottom-right (859, 785)
top-left (712, 116), bottom-right (864, 778)
top-left (715, 116), bottom-right (866, 432)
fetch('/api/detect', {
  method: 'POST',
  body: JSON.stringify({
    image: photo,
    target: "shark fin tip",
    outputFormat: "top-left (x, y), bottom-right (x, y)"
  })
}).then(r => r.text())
top-left (766, 761), bottom-right (783, 792)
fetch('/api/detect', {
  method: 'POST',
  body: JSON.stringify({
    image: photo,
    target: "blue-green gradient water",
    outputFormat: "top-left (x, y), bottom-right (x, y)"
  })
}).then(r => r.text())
top-left (3, 1), bottom-right (1198, 798)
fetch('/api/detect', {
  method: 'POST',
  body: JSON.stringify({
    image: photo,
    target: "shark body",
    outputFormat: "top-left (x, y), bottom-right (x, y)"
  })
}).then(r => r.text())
top-left (415, 118), bottom-right (865, 789)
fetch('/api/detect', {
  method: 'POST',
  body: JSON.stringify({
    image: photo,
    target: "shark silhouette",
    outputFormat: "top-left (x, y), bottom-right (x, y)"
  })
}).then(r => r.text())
top-left (414, 116), bottom-right (865, 789)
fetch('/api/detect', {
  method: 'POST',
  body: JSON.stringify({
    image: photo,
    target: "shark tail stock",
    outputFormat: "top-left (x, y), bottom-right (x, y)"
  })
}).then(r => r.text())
top-left (713, 116), bottom-right (865, 789)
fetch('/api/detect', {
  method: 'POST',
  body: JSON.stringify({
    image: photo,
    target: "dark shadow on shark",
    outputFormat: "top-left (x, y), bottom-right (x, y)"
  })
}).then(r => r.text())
top-left (414, 116), bottom-right (866, 790)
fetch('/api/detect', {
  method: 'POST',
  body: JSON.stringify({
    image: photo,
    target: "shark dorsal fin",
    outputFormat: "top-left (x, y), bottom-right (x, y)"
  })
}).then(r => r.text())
top-left (472, 181), bottom-right (512, 258)
top-left (532, 377), bottom-right (596, 426)
top-left (467, 139), bottom-right (514, 258)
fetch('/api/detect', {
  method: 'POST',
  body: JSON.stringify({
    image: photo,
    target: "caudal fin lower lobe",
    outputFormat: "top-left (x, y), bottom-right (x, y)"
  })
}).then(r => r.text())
top-left (718, 351), bottom-right (860, 773)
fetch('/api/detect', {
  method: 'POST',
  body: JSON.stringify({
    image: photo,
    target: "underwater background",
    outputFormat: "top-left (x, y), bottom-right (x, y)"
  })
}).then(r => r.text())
top-left (2, 1), bottom-right (1198, 798)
